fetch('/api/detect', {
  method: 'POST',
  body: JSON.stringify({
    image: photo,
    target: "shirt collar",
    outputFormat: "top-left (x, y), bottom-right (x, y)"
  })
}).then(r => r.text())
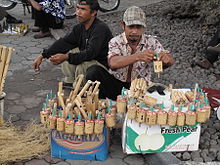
top-left (81, 17), bottom-right (98, 31)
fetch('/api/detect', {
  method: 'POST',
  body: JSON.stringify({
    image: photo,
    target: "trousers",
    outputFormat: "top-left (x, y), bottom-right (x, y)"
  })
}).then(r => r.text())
top-left (61, 60), bottom-right (107, 87)
top-left (0, 7), bottom-right (7, 21)
top-left (86, 65), bottom-right (130, 100)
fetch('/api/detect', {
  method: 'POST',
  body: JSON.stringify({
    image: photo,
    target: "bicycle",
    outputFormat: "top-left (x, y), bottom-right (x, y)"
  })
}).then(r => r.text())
top-left (0, 0), bottom-right (31, 15)
top-left (0, 0), bottom-right (120, 18)
top-left (65, 0), bottom-right (120, 19)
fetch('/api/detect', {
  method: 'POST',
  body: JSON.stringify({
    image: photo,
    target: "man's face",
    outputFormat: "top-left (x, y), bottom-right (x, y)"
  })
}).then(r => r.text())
top-left (124, 24), bottom-right (144, 44)
top-left (76, 1), bottom-right (96, 24)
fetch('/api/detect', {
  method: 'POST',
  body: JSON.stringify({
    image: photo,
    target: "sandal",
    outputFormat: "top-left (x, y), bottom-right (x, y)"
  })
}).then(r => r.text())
top-left (34, 31), bottom-right (51, 39)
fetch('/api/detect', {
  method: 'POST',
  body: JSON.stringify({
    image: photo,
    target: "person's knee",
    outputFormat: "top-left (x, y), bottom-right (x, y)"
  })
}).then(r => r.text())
top-left (86, 65), bottom-right (103, 81)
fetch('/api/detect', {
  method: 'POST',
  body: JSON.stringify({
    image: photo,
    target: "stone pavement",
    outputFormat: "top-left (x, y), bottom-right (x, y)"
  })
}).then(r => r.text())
top-left (0, 1), bottom-right (181, 165)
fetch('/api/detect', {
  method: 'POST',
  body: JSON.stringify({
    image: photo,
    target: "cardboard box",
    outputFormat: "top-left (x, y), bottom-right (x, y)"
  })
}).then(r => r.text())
top-left (51, 126), bottom-right (108, 161)
top-left (122, 116), bottom-right (201, 154)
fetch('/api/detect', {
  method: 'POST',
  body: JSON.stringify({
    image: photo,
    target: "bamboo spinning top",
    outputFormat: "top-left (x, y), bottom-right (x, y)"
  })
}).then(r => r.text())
top-left (153, 52), bottom-right (163, 78)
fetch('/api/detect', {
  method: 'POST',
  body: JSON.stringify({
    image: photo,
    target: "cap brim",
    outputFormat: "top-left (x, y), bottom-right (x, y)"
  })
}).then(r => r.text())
top-left (124, 20), bottom-right (146, 27)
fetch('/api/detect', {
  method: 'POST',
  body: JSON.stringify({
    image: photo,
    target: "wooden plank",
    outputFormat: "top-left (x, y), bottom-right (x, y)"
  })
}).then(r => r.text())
top-left (0, 47), bottom-right (13, 93)
top-left (0, 46), bottom-right (8, 91)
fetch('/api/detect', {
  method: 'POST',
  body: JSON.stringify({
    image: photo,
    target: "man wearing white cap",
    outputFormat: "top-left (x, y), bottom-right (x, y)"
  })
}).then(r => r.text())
top-left (86, 6), bottom-right (174, 100)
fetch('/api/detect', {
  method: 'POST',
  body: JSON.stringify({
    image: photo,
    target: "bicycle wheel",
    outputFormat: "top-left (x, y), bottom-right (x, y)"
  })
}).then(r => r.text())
top-left (65, 0), bottom-right (77, 19)
top-left (98, 0), bottom-right (120, 12)
top-left (0, 0), bottom-right (17, 10)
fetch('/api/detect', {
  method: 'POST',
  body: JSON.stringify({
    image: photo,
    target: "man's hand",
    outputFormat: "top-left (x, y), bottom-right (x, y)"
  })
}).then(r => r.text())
top-left (158, 50), bottom-right (174, 66)
top-left (28, 0), bottom-right (42, 11)
top-left (49, 54), bottom-right (69, 65)
top-left (33, 55), bottom-right (44, 71)
top-left (137, 50), bottom-right (155, 63)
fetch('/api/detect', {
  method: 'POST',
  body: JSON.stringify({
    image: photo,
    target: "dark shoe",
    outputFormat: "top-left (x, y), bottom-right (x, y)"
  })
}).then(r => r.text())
top-left (32, 27), bottom-right (40, 32)
top-left (207, 44), bottom-right (220, 55)
top-left (34, 31), bottom-right (51, 39)
top-left (195, 59), bottom-right (213, 69)
top-left (6, 18), bottom-right (22, 24)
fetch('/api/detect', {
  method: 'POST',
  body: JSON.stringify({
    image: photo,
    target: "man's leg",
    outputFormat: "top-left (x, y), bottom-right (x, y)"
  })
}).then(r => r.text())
top-left (86, 65), bottom-right (130, 100)
top-left (33, 10), bottom-right (51, 38)
top-left (0, 7), bottom-right (7, 21)
top-left (61, 48), bottom-right (79, 85)
top-left (205, 27), bottom-right (220, 63)
top-left (61, 61), bottom-right (76, 84)
top-left (6, 14), bottom-right (23, 24)
top-left (75, 60), bottom-right (107, 86)
top-left (196, 26), bottom-right (220, 69)
top-left (61, 60), bottom-right (106, 86)
top-left (0, 7), bottom-right (22, 23)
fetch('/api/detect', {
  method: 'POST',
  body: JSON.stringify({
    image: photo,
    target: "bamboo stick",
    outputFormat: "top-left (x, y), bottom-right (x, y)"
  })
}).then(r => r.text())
top-left (94, 91), bottom-right (99, 111)
top-left (78, 80), bottom-right (92, 97)
top-left (0, 46), bottom-right (8, 82)
top-left (73, 74), bottom-right (84, 95)
top-left (58, 92), bottom-right (66, 110)
top-left (0, 47), bottom-right (12, 94)
top-left (58, 82), bottom-right (63, 93)
top-left (64, 103), bottom-right (72, 118)
top-left (75, 97), bottom-right (88, 119)
top-left (85, 94), bottom-right (92, 112)
top-left (92, 81), bottom-right (100, 97)
top-left (57, 82), bottom-right (63, 106)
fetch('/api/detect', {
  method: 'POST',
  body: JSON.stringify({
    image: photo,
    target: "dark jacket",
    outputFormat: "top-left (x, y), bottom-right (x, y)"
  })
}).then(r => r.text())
top-left (42, 18), bottom-right (113, 68)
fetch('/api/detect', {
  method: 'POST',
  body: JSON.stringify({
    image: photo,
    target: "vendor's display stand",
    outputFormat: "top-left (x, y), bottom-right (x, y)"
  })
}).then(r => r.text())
top-left (117, 79), bottom-right (211, 154)
top-left (40, 76), bottom-right (117, 161)
top-left (39, 76), bottom-right (212, 161)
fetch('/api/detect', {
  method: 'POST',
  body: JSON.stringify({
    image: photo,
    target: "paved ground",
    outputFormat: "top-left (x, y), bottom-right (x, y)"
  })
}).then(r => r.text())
top-left (3, 0), bottom-right (220, 165)
top-left (0, 1), bottom-right (182, 165)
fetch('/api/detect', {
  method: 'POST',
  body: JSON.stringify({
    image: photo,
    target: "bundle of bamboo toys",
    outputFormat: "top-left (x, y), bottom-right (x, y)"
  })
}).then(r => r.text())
top-left (115, 79), bottom-right (211, 126)
top-left (0, 45), bottom-right (13, 127)
top-left (129, 78), bottom-right (149, 99)
top-left (40, 75), bottom-right (117, 136)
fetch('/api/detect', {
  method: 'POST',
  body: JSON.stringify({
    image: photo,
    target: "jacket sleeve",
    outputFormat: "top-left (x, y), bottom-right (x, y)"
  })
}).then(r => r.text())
top-left (67, 24), bottom-right (110, 65)
top-left (42, 26), bottom-right (79, 59)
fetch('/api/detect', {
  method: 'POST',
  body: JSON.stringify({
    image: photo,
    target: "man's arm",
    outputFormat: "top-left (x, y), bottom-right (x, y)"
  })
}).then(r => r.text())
top-left (42, 30), bottom-right (79, 59)
top-left (49, 54), bottom-right (69, 65)
top-left (33, 55), bottom-right (44, 71)
top-left (159, 51), bottom-right (175, 68)
top-left (68, 23), bottom-right (112, 65)
top-left (28, 0), bottom-right (42, 11)
top-left (109, 50), bottom-right (155, 69)
top-left (33, 26), bottom-right (79, 70)
top-left (109, 50), bottom-right (174, 70)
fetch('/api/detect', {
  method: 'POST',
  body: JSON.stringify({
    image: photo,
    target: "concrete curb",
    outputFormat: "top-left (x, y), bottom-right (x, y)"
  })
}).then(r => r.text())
top-left (145, 152), bottom-right (181, 165)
